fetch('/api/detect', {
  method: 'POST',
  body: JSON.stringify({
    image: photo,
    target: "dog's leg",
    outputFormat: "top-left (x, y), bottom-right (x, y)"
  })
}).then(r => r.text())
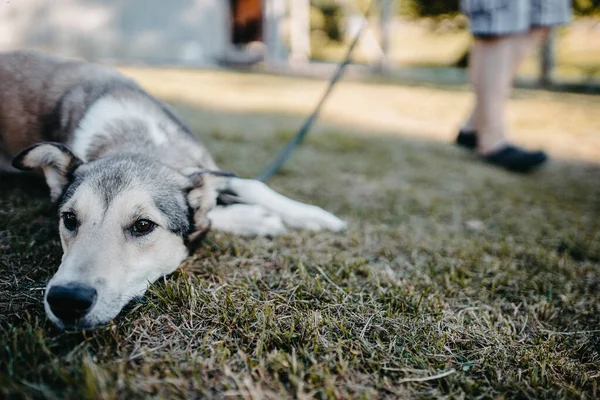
top-left (207, 204), bottom-right (286, 237)
top-left (223, 178), bottom-right (347, 232)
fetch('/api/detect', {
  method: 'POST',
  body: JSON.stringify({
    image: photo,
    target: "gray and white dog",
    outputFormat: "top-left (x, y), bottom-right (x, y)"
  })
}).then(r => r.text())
top-left (0, 51), bottom-right (345, 330)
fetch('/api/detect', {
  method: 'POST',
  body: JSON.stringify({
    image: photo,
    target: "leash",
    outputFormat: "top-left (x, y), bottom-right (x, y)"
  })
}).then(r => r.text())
top-left (255, 2), bottom-right (373, 182)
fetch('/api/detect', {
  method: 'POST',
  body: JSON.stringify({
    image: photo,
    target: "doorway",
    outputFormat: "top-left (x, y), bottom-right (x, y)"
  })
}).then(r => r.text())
top-left (229, 0), bottom-right (263, 45)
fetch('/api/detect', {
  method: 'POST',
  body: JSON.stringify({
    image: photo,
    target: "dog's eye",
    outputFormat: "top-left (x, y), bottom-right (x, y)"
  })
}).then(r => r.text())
top-left (131, 219), bottom-right (156, 236)
top-left (61, 212), bottom-right (78, 231)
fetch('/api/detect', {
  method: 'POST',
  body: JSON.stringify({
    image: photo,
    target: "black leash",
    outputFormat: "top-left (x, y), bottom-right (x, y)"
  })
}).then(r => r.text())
top-left (255, 8), bottom-right (372, 182)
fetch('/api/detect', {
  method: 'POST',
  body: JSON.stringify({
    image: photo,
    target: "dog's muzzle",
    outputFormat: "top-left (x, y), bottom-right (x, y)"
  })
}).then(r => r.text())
top-left (46, 283), bottom-right (97, 325)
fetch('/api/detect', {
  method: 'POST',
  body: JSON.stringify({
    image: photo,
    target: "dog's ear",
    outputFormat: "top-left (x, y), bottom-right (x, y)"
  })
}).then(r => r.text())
top-left (12, 142), bottom-right (82, 201)
top-left (184, 169), bottom-right (236, 250)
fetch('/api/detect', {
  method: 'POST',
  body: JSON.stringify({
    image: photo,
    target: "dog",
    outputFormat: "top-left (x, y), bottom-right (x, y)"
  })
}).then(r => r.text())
top-left (0, 51), bottom-right (346, 330)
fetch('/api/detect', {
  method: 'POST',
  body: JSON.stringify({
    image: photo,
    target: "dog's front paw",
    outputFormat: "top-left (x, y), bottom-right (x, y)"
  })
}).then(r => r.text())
top-left (281, 205), bottom-right (347, 232)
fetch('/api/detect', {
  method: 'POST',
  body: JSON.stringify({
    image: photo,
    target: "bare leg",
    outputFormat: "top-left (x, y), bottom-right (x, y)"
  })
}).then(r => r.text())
top-left (461, 28), bottom-right (550, 152)
top-left (460, 43), bottom-right (483, 133)
top-left (471, 36), bottom-right (514, 153)
top-left (508, 28), bottom-right (550, 76)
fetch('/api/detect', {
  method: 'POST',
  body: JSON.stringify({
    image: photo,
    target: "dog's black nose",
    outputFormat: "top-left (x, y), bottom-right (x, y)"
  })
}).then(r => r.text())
top-left (46, 283), bottom-right (97, 323)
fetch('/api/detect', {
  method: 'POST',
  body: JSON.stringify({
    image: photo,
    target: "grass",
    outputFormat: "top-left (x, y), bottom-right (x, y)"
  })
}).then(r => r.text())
top-left (1, 68), bottom-right (600, 399)
top-left (313, 18), bottom-right (600, 82)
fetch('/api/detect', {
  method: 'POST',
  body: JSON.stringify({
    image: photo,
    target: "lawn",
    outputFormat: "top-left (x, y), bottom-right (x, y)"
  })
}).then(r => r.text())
top-left (1, 68), bottom-right (599, 399)
top-left (313, 18), bottom-right (600, 82)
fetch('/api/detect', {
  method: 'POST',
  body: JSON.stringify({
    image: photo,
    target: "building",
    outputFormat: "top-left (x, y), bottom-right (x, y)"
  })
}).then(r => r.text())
top-left (0, 0), bottom-right (311, 67)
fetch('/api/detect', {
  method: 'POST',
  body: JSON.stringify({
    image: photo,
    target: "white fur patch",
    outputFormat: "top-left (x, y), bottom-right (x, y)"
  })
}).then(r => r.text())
top-left (72, 96), bottom-right (171, 161)
top-left (20, 144), bottom-right (72, 201)
top-left (43, 167), bottom-right (67, 201)
top-left (225, 178), bottom-right (347, 233)
top-left (208, 204), bottom-right (286, 236)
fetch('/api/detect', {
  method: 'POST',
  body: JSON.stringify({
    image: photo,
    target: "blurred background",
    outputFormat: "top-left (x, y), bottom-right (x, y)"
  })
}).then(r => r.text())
top-left (2, 0), bottom-right (600, 89)
top-left (0, 0), bottom-right (599, 166)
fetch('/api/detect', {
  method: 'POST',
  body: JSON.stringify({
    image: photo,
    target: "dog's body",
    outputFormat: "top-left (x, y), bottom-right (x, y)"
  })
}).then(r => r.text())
top-left (0, 51), bottom-right (345, 329)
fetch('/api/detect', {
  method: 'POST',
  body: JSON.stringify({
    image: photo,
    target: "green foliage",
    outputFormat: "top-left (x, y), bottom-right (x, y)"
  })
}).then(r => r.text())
top-left (398, 0), bottom-right (460, 18)
top-left (310, 1), bottom-right (344, 42)
top-left (573, 0), bottom-right (600, 15)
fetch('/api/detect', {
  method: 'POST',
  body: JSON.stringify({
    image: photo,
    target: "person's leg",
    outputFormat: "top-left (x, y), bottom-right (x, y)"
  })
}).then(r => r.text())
top-left (458, 0), bottom-right (527, 137)
top-left (456, 0), bottom-right (571, 172)
top-left (508, 28), bottom-right (550, 74)
top-left (460, 28), bottom-right (549, 141)
top-left (459, 43), bottom-right (481, 134)
top-left (459, 30), bottom-right (549, 172)
top-left (470, 36), bottom-right (513, 154)
top-left (476, 29), bottom-right (553, 153)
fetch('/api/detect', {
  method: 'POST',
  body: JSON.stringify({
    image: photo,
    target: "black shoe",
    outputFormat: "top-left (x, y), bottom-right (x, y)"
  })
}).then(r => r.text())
top-left (456, 130), bottom-right (477, 150)
top-left (483, 145), bottom-right (548, 173)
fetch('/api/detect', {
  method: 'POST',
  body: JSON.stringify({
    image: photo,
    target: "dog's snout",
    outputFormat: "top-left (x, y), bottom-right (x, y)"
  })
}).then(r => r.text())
top-left (46, 283), bottom-right (97, 323)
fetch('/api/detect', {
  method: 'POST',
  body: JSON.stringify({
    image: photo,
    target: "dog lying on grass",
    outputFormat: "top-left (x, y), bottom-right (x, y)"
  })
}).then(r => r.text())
top-left (0, 51), bottom-right (346, 330)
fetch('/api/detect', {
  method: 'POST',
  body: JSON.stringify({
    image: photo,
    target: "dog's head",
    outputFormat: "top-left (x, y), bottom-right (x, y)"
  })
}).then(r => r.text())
top-left (13, 143), bottom-right (220, 330)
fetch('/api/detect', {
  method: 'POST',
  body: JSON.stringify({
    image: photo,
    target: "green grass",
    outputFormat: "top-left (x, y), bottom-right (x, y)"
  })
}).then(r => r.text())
top-left (1, 70), bottom-right (600, 399)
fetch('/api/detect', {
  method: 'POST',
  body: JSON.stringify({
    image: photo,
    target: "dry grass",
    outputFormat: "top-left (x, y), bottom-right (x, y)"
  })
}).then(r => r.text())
top-left (1, 69), bottom-right (599, 399)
